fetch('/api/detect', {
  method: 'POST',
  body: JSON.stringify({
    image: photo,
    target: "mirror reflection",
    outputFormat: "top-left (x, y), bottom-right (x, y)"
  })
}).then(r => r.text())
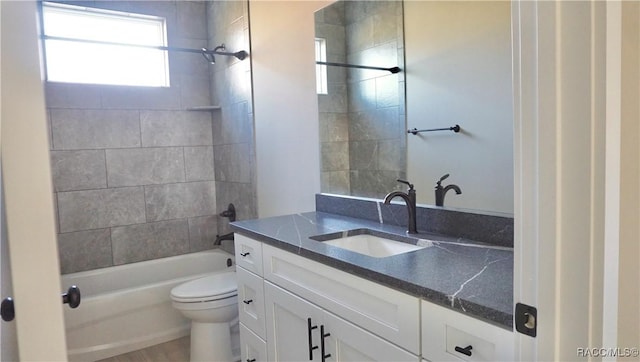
top-left (315, 1), bottom-right (407, 198)
top-left (315, 1), bottom-right (514, 215)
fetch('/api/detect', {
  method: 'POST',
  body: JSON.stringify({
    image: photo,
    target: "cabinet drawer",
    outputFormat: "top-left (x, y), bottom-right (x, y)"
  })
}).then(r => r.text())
top-left (421, 301), bottom-right (513, 362)
top-left (237, 267), bottom-right (266, 339)
top-left (240, 323), bottom-right (267, 362)
top-left (235, 234), bottom-right (263, 276)
top-left (262, 244), bottom-right (420, 354)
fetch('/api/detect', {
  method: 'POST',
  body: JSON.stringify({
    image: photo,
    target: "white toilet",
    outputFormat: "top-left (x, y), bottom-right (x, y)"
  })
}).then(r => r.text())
top-left (171, 271), bottom-right (238, 362)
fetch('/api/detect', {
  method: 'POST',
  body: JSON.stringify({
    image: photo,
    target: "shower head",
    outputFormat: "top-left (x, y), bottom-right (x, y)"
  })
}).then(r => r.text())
top-left (233, 50), bottom-right (248, 61)
top-left (201, 44), bottom-right (248, 64)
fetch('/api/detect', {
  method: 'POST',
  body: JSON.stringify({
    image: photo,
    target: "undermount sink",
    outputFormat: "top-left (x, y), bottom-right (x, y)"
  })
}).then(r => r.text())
top-left (310, 229), bottom-right (428, 258)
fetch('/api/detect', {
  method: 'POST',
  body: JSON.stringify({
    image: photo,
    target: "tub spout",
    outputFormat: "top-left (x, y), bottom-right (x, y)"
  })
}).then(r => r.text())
top-left (214, 232), bottom-right (234, 246)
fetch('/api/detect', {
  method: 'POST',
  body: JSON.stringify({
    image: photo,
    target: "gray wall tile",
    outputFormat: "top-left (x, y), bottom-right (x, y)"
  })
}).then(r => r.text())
top-left (111, 219), bottom-right (189, 265)
top-left (51, 150), bottom-right (107, 192)
top-left (319, 113), bottom-right (349, 143)
top-left (176, 1), bottom-right (207, 40)
top-left (106, 147), bottom-right (185, 187)
top-left (188, 215), bottom-right (218, 252)
top-left (45, 83), bottom-right (101, 109)
top-left (350, 141), bottom-right (378, 170)
top-left (321, 142), bottom-right (350, 171)
top-left (100, 86), bottom-right (181, 110)
top-left (51, 109), bottom-right (141, 150)
top-left (185, 146), bottom-right (215, 181)
top-left (179, 74), bottom-right (212, 109)
top-left (145, 181), bottom-right (216, 221)
top-left (212, 101), bottom-right (252, 145)
top-left (58, 187), bottom-right (146, 232)
top-left (215, 181), bottom-right (257, 234)
top-left (58, 228), bottom-right (113, 274)
top-left (141, 110), bottom-right (213, 146)
top-left (168, 38), bottom-right (209, 76)
top-left (212, 143), bottom-right (251, 183)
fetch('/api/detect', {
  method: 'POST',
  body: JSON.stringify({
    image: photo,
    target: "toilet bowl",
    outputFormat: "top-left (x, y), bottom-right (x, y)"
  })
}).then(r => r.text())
top-left (171, 271), bottom-right (238, 362)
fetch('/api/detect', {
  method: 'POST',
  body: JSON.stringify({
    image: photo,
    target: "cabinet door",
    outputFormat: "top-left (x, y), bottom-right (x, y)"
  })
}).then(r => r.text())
top-left (264, 281), bottom-right (325, 362)
top-left (421, 301), bottom-right (513, 362)
top-left (237, 266), bottom-right (267, 339)
top-left (322, 311), bottom-right (419, 362)
top-left (235, 233), bottom-right (264, 276)
top-left (240, 323), bottom-right (268, 362)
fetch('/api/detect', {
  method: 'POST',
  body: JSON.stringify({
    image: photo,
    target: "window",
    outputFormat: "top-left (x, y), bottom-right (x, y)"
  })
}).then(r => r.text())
top-left (315, 38), bottom-right (328, 94)
top-left (41, 2), bottom-right (170, 87)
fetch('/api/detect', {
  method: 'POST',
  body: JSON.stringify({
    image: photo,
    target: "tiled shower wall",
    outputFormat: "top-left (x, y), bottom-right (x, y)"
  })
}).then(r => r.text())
top-left (317, 1), bottom-right (406, 198)
top-left (48, 1), bottom-right (255, 274)
top-left (316, 2), bottom-right (351, 195)
top-left (207, 1), bottom-right (257, 240)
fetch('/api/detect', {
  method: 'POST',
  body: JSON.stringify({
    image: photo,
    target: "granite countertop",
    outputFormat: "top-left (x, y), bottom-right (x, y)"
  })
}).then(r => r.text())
top-left (231, 211), bottom-right (513, 330)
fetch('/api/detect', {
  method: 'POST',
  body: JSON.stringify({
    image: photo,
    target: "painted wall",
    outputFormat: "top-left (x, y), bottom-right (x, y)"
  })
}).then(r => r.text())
top-left (250, 1), bottom-right (330, 217)
top-left (618, 0), bottom-right (640, 350)
top-left (404, 2), bottom-right (513, 214)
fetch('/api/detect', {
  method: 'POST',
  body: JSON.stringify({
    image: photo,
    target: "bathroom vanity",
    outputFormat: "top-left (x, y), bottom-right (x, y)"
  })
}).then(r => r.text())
top-left (231, 209), bottom-right (514, 362)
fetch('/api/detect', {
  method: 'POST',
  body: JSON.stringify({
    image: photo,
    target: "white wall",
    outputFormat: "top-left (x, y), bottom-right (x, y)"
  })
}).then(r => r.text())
top-left (617, 0), bottom-right (640, 350)
top-left (404, 2), bottom-right (513, 214)
top-left (250, 1), bottom-right (331, 217)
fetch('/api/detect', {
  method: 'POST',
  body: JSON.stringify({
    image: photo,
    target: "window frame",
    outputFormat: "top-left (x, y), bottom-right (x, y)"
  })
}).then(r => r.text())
top-left (315, 37), bottom-right (328, 95)
top-left (40, 2), bottom-right (171, 87)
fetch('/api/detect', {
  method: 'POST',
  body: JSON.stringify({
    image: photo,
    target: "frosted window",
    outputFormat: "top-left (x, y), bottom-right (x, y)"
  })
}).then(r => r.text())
top-left (42, 2), bottom-right (170, 87)
top-left (315, 38), bottom-right (328, 95)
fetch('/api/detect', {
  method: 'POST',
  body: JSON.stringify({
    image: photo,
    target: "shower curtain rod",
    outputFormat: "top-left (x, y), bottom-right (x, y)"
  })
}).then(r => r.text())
top-left (316, 61), bottom-right (401, 74)
top-left (41, 35), bottom-right (249, 62)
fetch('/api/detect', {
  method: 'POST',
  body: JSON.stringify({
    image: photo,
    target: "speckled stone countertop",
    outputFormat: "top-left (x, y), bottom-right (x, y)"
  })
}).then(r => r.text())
top-left (231, 211), bottom-right (514, 330)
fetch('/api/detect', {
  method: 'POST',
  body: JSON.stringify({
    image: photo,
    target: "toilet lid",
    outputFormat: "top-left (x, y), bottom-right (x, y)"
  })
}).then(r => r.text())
top-left (171, 271), bottom-right (237, 302)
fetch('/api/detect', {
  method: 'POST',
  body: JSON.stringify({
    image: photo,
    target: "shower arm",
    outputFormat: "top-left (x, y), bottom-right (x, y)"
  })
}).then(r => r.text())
top-left (41, 35), bottom-right (249, 61)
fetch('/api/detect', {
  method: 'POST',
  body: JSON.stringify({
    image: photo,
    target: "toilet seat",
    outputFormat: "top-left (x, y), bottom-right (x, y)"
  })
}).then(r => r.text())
top-left (171, 271), bottom-right (237, 303)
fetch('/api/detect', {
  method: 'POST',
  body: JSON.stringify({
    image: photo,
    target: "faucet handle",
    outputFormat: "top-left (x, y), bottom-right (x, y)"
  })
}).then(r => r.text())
top-left (397, 179), bottom-right (414, 190)
top-left (437, 174), bottom-right (450, 186)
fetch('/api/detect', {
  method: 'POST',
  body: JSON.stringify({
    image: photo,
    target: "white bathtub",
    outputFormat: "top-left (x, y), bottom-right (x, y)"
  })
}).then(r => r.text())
top-left (61, 249), bottom-right (236, 361)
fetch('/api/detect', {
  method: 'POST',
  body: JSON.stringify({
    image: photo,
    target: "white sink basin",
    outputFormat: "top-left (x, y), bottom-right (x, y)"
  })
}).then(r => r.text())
top-left (323, 233), bottom-right (426, 258)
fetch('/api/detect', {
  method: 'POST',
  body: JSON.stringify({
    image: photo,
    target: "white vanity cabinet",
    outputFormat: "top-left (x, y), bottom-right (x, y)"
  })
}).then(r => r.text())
top-left (234, 233), bottom-right (513, 362)
top-left (235, 234), bottom-right (267, 362)
top-left (261, 244), bottom-right (420, 355)
top-left (421, 301), bottom-right (514, 362)
top-left (264, 281), bottom-right (418, 362)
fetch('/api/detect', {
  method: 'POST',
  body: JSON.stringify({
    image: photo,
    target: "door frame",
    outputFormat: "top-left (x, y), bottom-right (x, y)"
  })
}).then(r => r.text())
top-left (512, 1), bottom-right (633, 360)
top-left (1, 1), bottom-right (67, 360)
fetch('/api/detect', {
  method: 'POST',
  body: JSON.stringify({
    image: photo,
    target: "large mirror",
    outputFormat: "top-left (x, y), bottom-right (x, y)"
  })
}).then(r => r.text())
top-left (315, 1), bottom-right (514, 215)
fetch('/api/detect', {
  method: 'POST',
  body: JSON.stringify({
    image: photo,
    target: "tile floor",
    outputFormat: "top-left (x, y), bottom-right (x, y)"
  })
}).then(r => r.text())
top-left (97, 337), bottom-right (190, 362)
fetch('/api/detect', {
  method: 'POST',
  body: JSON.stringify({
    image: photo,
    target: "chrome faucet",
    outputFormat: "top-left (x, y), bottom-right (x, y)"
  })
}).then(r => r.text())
top-left (383, 179), bottom-right (418, 234)
top-left (435, 174), bottom-right (462, 207)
